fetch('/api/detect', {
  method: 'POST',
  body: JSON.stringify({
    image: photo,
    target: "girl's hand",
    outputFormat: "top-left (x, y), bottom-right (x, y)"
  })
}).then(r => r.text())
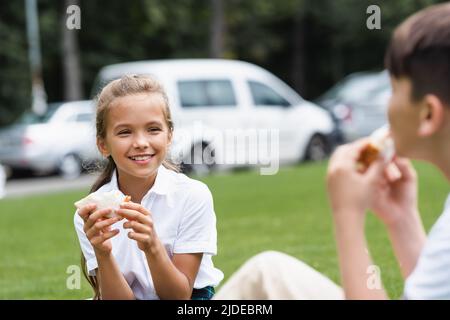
top-left (78, 204), bottom-right (122, 255)
top-left (117, 202), bottom-right (158, 253)
top-left (371, 157), bottom-right (419, 227)
top-left (327, 139), bottom-right (387, 217)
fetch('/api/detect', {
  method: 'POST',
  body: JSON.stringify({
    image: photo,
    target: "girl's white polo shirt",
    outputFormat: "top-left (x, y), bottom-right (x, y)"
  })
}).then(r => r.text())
top-left (74, 165), bottom-right (224, 300)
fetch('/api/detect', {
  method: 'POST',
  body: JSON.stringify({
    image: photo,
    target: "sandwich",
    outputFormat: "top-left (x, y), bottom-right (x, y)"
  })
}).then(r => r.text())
top-left (357, 125), bottom-right (395, 172)
top-left (74, 190), bottom-right (131, 218)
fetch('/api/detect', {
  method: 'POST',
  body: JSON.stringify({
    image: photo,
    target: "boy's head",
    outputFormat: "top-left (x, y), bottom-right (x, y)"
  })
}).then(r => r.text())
top-left (385, 3), bottom-right (450, 161)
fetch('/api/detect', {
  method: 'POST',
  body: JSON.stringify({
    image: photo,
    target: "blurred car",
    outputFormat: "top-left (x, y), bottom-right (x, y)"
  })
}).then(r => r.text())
top-left (0, 163), bottom-right (5, 198)
top-left (316, 70), bottom-right (390, 142)
top-left (93, 59), bottom-right (339, 174)
top-left (0, 100), bottom-right (99, 179)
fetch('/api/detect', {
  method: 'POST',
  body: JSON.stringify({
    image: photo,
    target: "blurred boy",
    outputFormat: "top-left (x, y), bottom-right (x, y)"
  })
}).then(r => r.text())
top-left (327, 2), bottom-right (450, 299)
top-left (215, 3), bottom-right (450, 299)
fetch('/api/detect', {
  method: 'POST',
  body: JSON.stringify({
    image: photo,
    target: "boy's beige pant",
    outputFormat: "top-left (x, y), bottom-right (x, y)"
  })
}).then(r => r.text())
top-left (214, 251), bottom-right (344, 300)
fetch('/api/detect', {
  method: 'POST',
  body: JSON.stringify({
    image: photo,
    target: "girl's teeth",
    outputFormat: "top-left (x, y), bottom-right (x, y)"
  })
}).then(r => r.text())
top-left (132, 156), bottom-right (151, 160)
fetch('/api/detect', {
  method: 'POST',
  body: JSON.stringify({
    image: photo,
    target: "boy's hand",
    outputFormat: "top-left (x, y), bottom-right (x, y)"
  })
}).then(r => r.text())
top-left (78, 204), bottom-right (122, 255)
top-left (117, 202), bottom-right (159, 253)
top-left (327, 139), bottom-right (387, 217)
top-left (371, 157), bottom-right (419, 227)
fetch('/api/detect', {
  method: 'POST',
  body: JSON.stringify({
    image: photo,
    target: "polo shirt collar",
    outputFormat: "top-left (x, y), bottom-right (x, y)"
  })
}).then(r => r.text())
top-left (150, 165), bottom-right (171, 196)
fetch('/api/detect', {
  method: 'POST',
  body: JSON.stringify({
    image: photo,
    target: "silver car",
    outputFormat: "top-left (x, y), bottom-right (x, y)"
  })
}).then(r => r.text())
top-left (316, 70), bottom-right (390, 142)
top-left (0, 100), bottom-right (100, 179)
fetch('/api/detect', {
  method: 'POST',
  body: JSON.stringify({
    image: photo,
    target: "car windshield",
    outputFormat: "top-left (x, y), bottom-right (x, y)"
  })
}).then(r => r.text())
top-left (16, 103), bottom-right (61, 125)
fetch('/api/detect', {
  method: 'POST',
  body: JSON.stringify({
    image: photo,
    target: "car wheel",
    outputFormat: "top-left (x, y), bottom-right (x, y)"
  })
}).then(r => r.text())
top-left (182, 142), bottom-right (216, 176)
top-left (304, 134), bottom-right (328, 162)
top-left (59, 154), bottom-right (82, 179)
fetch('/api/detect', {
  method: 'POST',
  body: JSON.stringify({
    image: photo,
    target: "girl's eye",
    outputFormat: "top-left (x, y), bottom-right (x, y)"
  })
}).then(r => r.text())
top-left (118, 130), bottom-right (130, 135)
top-left (148, 127), bottom-right (161, 133)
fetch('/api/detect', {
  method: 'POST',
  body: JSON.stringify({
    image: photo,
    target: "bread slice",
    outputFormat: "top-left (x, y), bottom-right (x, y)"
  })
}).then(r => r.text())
top-left (74, 190), bottom-right (131, 218)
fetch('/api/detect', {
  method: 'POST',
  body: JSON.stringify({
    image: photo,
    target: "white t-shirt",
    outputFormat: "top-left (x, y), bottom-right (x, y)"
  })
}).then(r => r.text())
top-left (403, 193), bottom-right (450, 299)
top-left (74, 165), bottom-right (224, 300)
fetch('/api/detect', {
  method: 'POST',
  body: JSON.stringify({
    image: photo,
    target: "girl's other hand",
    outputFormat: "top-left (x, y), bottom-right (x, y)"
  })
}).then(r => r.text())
top-left (117, 202), bottom-right (158, 253)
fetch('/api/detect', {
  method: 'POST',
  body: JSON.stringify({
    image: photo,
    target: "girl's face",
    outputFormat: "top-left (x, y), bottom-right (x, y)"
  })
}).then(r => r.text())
top-left (97, 93), bottom-right (172, 182)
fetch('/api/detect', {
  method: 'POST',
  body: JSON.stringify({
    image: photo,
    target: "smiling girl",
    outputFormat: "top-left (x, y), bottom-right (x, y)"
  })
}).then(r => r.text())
top-left (74, 75), bottom-right (223, 300)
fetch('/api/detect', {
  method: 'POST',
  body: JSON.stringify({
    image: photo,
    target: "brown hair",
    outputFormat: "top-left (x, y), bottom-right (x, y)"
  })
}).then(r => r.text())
top-left (385, 3), bottom-right (450, 105)
top-left (81, 74), bottom-right (180, 299)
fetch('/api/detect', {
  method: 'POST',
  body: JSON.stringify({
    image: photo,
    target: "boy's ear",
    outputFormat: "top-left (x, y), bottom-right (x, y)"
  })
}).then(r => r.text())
top-left (96, 137), bottom-right (110, 157)
top-left (417, 94), bottom-right (445, 137)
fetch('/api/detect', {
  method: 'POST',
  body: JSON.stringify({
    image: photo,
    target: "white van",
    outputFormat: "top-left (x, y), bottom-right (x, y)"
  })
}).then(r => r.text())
top-left (93, 59), bottom-right (338, 175)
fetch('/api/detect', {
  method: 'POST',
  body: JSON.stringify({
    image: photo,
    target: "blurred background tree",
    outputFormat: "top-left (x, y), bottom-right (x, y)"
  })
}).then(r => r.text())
top-left (0, 0), bottom-right (445, 126)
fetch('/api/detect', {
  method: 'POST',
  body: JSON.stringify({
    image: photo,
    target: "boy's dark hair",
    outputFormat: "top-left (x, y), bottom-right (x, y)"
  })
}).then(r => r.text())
top-left (385, 3), bottom-right (450, 105)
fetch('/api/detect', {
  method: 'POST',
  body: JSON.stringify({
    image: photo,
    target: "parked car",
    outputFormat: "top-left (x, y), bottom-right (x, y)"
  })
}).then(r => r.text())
top-left (92, 59), bottom-right (339, 174)
top-left (0, 163), bottom-right (5, 198)
top-left (93, 59), bottom-right (337, 173)
top-left (316, 70), bottom-right (390, 142)
top-left (0, 100), bottom-right (99, 179)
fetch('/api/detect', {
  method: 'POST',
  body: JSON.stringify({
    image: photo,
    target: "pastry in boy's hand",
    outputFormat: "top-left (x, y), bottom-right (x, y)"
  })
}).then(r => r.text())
top-left (74, 190), bottom-right (131, 218)
top-left (357, 126), bottom-right (395, 172)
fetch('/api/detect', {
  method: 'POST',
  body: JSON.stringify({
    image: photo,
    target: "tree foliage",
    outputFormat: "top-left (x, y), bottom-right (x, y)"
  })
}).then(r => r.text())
top-left (0, 0), bottom-right (445, 126)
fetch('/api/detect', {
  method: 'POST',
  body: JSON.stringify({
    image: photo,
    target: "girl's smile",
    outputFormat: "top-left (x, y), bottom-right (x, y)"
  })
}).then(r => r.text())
top-left (128, 153), bottom-right (156, 165)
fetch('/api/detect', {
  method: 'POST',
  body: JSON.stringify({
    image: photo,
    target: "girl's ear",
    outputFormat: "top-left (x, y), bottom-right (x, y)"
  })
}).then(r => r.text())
top-left (97, 137), bottom-right (110, 157)
top-left (418, 94), bottom-right (445, 137)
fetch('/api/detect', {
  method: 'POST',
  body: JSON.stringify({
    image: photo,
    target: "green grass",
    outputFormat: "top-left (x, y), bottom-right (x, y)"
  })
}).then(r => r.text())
top-left (0, 161), bottom-right (448, 299)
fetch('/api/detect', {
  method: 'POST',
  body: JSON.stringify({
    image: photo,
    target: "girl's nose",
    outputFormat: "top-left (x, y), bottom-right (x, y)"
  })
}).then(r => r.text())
top-left (132, 133), bottom-right (149, 149)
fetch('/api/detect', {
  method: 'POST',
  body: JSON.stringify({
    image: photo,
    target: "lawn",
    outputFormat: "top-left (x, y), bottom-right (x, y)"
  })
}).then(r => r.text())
top-left (0, 161), bottom-right (448, 299)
